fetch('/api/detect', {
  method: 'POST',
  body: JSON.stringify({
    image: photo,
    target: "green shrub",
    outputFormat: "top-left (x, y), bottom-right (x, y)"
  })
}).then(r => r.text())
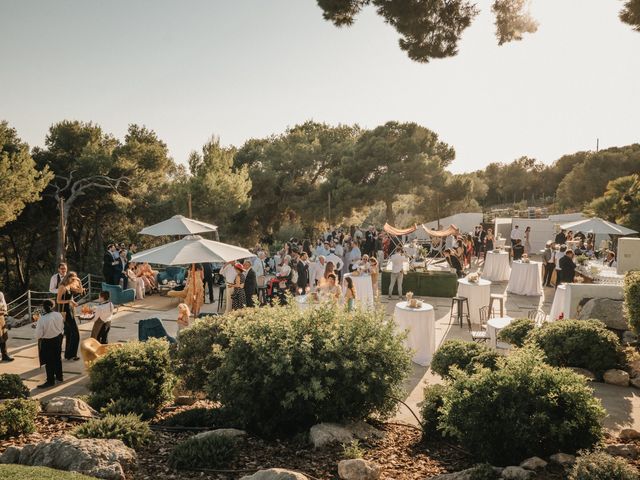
top-left (625, 271), bottom-right (640, 335)
top-left (431, 340), bottom-right (500, 379)
top-left (72, 414), bottom-right (152, 449)
top-left (168, 434), bottom-right (237, 470)
top-left (420, 384), bottom-right (448, 439)
top-left (161, 407), bottom-right (240, 429)
top-left (0, 465), bottom-right (98, 480)
top-left (469, 463), bottom-right (500, 480)
top-left (526, 319), bottom-right (623, 378)
top-left (439, 347), bottom-right (605, 465)
top-left (342, 440), bottom-right (365, 459)
top-left (205, 304), bottom-right (412, 436)
top-left (88, 338), bottom-right (176, 419)
top-left (0, 399), bottom-right (39, 438)
top-left (569, 451), bottom-right (639, 480)
top-left (497, 318), bottom-right (535, 347)
top-left (0, 374), bottom-right (30, 399)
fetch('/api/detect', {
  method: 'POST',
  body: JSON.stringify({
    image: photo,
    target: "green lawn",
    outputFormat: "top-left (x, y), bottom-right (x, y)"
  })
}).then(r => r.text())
top-left (0, 465), bottom-right (97, 479)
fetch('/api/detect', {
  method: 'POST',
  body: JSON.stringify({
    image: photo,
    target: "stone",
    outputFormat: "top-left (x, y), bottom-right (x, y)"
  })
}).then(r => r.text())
top-left (429, 469), bottom-right (474, 480)
top-left (576, 298), bottom-right (628, 331)
top-left (628, 359), bottom-right (640, 378)
top-left (194, 428), bottom-right (247, 441)
top-left (519, 456), bottom-right (547, 471)
top-left (623, 331), bottom-right (638, 345)
top-left (604, 369), bottom-right (630, 387)
top-left (240, 468), bottom-right (308, 480)
top-left (174, 395), bottom-right (197, 406)
top-left (338, 459), bottom-right (380, 480)
top-left (568, 367), bottom-right (596, 381)
top-left (44, 397), bottom-right (97, 418)
top-left (620, 428), bottom-right (640, 441)
top-left (549, 453), bottom-right (576, 467)
top-left (501, 466), bottom-right (533, 480)
top-left (630, 378), bottom-right (640, 389)
top-left (309, 423), bottom-right (354, 448)
top-left (605, 443), bottom-right (640, 459)
top-left (348, 421), bottom-right (385, 440)
top-left (0, 435), bottom-right (136, 480)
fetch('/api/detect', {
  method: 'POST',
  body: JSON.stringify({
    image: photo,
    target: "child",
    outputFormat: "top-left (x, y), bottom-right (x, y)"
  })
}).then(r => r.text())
top-left (177, 303), bottom-right (191, 331)
top-left (91, 291), bottom-right (113, 344)
top-left (344, 276), bottom-right (356, 311)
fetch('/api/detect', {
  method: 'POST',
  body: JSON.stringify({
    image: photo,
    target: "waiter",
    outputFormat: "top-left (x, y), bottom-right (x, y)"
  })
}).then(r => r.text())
top-left (49, 262), bottom-right (68, 294)
top-left (36, 299), bottom-right (64, 388)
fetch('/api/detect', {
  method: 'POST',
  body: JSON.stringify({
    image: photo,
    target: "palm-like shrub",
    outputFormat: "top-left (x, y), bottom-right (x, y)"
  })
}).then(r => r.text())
top-left (569, 451), bottom-right (639, 480)
top-left (497, 318), bottom-right (535, 347)
top-left (72, 414), bottom-right (152, 449)
top-left (431, 340), bottom-right (500, 379)
top-left (0, 373), bottom-right (30, 399)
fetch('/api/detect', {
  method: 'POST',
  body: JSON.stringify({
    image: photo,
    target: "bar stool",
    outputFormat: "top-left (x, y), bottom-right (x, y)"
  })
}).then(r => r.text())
top-left (217, 285), bottom-right (226, 312)
top-left (489, 293), bottom-right (506, 318)
top-left (449, 296), bottom-right (470, 327)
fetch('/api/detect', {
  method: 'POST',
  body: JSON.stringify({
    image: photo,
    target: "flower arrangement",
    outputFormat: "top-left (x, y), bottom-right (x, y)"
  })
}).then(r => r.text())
top-left (467, 272), bottom-right (480, 283)
top-left (576, 254), bottom-right (588, 265)
top-left (521, 254), bottom-right (530, 264)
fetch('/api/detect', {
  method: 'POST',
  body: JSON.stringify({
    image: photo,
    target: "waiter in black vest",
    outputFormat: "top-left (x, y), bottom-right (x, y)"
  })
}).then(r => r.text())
top-left (49, 263), bottom-right (68, 294)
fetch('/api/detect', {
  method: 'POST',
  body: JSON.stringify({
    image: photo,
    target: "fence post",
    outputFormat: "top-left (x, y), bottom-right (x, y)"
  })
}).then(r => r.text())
top-left (27, 290), bottom-right (32, 321)
top-left (87, 273), bottom-right (92, 300)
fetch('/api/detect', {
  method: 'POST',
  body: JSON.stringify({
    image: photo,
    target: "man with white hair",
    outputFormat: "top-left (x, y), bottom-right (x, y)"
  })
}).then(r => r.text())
top-left (311, 255), bottom-right (327, 286)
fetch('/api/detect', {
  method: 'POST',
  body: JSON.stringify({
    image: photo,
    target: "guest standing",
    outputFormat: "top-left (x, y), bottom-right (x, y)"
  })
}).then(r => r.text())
top-left (177, 303), bottom-right (191, 332)
top-left (57, 272), bottom-right (82, 361)
top-left (510, 225), bottom-right (522, 247)
top-left (369, 257), bottom-right (379, 298)
top-left (103, 244), bottom-right (119, 285)
top-left (444, 248), bottom-right (464, 278)
top-left (524, 227), bottom-right (532, 255)
top-left (35, 299), bottom-right (64, 388)
top-left (0, 291), bottom-right (13, 362)
top-left (202, 262), bottom-right (214, 304)
top-left (484, 229), bottom-right (494, 254)
top-left (243, 260), bottom-right (257, 307)
top-left (231, 263), bottom-right (247, 310)
top-left (512, 239), bottom-right (525, 261)
top-left (388, 249), bottom-right (406, 299)
top-left (558, 249), bottom-right (576, 285)
top-left (542, 241), bottom-right (555, 287)
top-left (49, 262), bottom-right (68, 294)
top-left (344, 276), bottom-right (356, 311)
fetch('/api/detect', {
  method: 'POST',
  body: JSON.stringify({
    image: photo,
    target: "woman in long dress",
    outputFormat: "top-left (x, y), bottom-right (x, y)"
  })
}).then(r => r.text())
top-left (184, 264), bottom-right (204, 317)
top-left (230, 264), bottom-right (247, 310)
top-left (524, 227), bottom-right (532, 255)
top-left (57, 272), bottom-right (82, 361)
top-left (369, 257), bottom-right (379, 298)
top-left (126, 262), bottom-right (146, 300)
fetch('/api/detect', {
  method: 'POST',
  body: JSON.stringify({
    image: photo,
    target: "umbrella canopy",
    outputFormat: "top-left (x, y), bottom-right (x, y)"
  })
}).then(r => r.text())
top-left (139, 215), bottom-right (218, 236)
top-left (131, 235), bottom-right (254, 265)
top-left (560, 217), bottom-right (638, 236)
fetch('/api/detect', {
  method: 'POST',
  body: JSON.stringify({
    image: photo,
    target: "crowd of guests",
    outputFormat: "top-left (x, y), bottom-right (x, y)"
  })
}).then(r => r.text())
top-left (101, 242), bottom-right (158, 299)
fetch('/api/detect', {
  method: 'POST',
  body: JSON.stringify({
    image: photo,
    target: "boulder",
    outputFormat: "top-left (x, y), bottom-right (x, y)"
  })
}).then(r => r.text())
top-left (519, 456), bottom-right (547, 471)
top-left (0, 436), bottom-right (136, 480)
top-left (338, 459), bottom-right (380, 480)
top-left (240, 468), bottom-right (308, 480)
top-left (309, 423), bottom-right (354, 448)
top-left (604, 369), bottom-right (630, 387)
top-left (194, 428), bottom-right (247, 441)
top-left (44, 397), bottom-right (97, 418)
top-left (576, 298), bottom-right (628, 331)
top-left (630, 378), bottom-right (640, 389)
top-left (623, 331), bottom-right (638, 345)
top-left (628, 359), bottom-right (640, 378)
top-left (620, 428), bottom-right (640, 441)
top-left (568, 367), bottom-right (596, 381)
top-left (549, 453), bottom-right (576, 467)
top-left (348, 421), bottom-right (385, 440)
top-left (605, 443), bottom-right (640, 459)
top-left (501, 466), bottom-right (533, 480)
top-left (174, 395), bottom-right (197, 406)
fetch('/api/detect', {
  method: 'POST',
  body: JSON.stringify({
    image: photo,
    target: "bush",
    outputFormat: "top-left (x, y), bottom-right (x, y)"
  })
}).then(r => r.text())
top-left (0, 465), bottom-right (98, 480)
top-left (168, 434), bottom-right (237, 470)
top-left (342, 440), bottom-right (365, 459)
top-left (0, 399), bottom-right (39, 438)
top-left (625, 271), bottom-right (640, 335)
top-left (420, 384), bottom-right (448, 439)
top-left (431, 340), bottom-right (500, 379)
top-left (205, 304), bottom-right (412, 436)
top-left (469, 463), bottom-right (500, 480)
top-left (439, 347), bottom-right (605, 465)
top-left (88, 338), bottom-right (176, 419)
top-left (0, 374), bottom-right (30, 399)
top-left (161, 407), bottom-right (240, 429)
top-left (569, 451), bottom-right (639, 480)
top-left (72, 414), bottom-right (152, 449)
top-left (497, 318), bottom-right (535, 347)
top-left (526, 319), bottom-right (624, 378)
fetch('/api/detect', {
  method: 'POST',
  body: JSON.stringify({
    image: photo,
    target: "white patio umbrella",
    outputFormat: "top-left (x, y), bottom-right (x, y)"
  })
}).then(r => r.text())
top-left (560, 217), bottom-right (638, 236)
top-left (139, 215), bottom-right (218, 236)
top-left (131, 235), bottom-right (254, 265)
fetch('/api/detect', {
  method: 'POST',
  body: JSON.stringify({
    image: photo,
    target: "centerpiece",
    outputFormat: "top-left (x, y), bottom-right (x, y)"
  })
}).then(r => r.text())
top-left (521, 254), bottom-right (530, 264)
top-left (466, 272), bottom-right (480, 284)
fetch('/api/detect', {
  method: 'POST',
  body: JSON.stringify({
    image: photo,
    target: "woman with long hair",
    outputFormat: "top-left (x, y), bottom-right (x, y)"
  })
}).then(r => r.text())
top-left (344, 276), bottom-right (356, 311)
top-left (484, 228), bottom-right (495, 254)
top-left (231, 263), bottom-right (247, 310)
top-left (57, 271), bottom-right (83, 361)
top-left (524, 226), bottom-right (532, 255)
top-left (369, 256), bottom-right (379, 298)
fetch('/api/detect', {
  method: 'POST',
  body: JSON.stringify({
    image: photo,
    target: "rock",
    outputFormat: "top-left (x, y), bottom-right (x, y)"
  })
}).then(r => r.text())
top-left (628, 359), bottom-right (640, 378)
top-left (194, 428), bottom-right (247, 441)
top-left (348, 421), bottom-right (385, 440)
top-left (240, 468), bottom-right (308, 480)
top-left (174, 395), bottom-right (197, 406)
top-left (605, 443), bottom-right (640, 459)
top-left (501, 466), bottom-right (533, 480)
top-left (519, 456), bottom-right (547, 470)
top-left (568, 367), bottom-right (596, 381)
top-left (44, 397), bottom-right (97, 417)
top-left (338, 459), bottom-right (380, 480)
top-left (630, 378), bottom-right (640, 389)
top-left (604, 369), bottom-right (630, 387)
top-left (0, 435), bottom-right (136, 480)
top-left (309, 423), bottom-right (354, 448)
top-left (620, 428), bottom-right (640, 441)
top-left (576, 298), bottom-right (628, 331)
top-left (623, 331), bottom-right (638, 345)
top-left (429, 469), bottom-right (474, 480)
top-left (549, 453), bottom-right (576, 467)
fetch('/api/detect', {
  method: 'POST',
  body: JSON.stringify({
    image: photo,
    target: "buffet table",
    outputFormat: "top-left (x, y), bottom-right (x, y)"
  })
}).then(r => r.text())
top-left (381, 270), bottom-right (458, 298)
top-left (343, 272), bottom-right (374, 310)
top-left (507, 261), bottom-right (543, 296)
top-left (456, 278), bottom-right (491, 322)
top-left (483, 251), bottom-right (511, 282)
top-left (394, 301), bottom-right (436, 366)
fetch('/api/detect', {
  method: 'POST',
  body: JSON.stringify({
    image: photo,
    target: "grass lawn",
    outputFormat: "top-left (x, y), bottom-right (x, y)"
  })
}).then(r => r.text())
top-left (0, 465), bottom-right (97, 479)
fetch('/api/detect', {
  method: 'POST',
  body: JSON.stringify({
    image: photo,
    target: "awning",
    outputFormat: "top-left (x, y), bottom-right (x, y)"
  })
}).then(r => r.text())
top-left (383, 223), bottom-right (417, 236)
top-left (421, 224), bottom-right (460, 238)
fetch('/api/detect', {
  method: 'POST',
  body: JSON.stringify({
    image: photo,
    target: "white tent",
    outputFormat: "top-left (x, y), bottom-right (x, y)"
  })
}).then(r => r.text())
top-left (139, 215), bottom-right (218, 236)
top-left (131, 235), bottom-right (253, 265)
top-left (560, 218), bottom-right (638, 236)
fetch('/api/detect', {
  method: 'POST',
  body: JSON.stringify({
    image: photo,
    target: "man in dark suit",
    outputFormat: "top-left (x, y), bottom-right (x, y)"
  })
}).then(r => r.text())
top-left (202, 263), bottom-right (214, 304)
top-left (555, 229), bottom-right (567, 245)
top-left (113, 249), bottom-right (128, 289)
top-left (103, 244), bottom-right (118, 285)
top-left (243, 260), bottom-right (257, 307)
top-left (558, 249), bottom-right (576, 285)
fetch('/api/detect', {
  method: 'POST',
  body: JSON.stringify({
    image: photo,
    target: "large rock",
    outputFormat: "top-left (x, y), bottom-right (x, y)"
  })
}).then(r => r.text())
top-left (620, 428), bottom-right (640, 441)
top-left (193, 428), bottom-right (247, 441)
top-left (338, 459), bottom-right (380, 480)
top-left (44, 397), bottom-right (97, 418)
top-left (628, 359), bottom-right (640, 378)
top-left (0, 436), bottom-right (136, 480)
top-left (309, 422), bottom-right (384, 449)
top-left (605, 443), bottom-right (640, 459)
top-left (630, 377), bottom-right (640, 389)
top-left (604, 369), bottom-right (630, 387)
top-left (519, 457), bottom-right (547, 471)
top-left (623, 331), bottom-right (638, 345)
top-left (549, 453), bottom-right (576, 467)
top-left (349, 421), bottom-right (385, 440)
top-left (501, 466), bottom-right (533, 480)
top-left (568, 367), bottom-right (596, 381)
top-left (240, 468), bottom-right (308, 480)
top-left (576, 298), bottom-right (628, 331)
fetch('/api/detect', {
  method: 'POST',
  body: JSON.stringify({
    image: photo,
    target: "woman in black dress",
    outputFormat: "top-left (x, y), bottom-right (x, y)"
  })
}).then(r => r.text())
top-left (230, 263), bottom-right (247, 310)
top-left (57, 272), bottom-right (82, 361)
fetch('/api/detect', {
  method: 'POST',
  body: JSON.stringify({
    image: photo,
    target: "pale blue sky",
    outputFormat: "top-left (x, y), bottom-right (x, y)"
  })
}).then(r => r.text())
top-left (1, 0), bottom-right (638, 173)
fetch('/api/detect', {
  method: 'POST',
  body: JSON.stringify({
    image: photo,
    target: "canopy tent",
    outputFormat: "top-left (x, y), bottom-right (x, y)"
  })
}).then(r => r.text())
top-left (421, 224), bottom-right (460, 238)
top-left (139, 215), bottom-right (218, 236)
top-left (383, 223), bottom-right (417, 236)
top-left (559, 217), bottom-right (638, 236)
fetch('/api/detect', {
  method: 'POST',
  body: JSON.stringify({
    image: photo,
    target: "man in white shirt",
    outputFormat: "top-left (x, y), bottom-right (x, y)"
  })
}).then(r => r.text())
top-left (348, 242), bottom-right (362, 271)
top-left (311, 256), bottom-right (327, 286)
top-left (49, 262), bottom-right (68, 294)
top-left (333, 241), bottom-right (344, 258)
top-left (388, 249), bottom-right (406, 299)
top-left (316, 241), bottom-right (330, 258)
top-left (510, 225), bottom-right (523, 247)
top-left (35, 299), bottom-right (64, 388)
top-left (326, 249), bottom-right (344, 279)
top-left (91, 291), bottom-right (114, 344)
top-left (221, 261), bottom-right (237, 313)
top-left (253, 251), bottom-right (266, 277)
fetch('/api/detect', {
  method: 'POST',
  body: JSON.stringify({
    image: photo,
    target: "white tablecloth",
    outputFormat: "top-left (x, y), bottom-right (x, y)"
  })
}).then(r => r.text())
top-left (483, 251), bottom-right (511, 282)
top-left (549, 284), bottom-right (568, 320)
top-left (507, 261), bottom-right (543, 296)
top-left (487, 316), bottom-right (513, 348)
top-left (394, 301), bottom-right (435, 366)
top-left (456, 278), bottom-right (492, 322)
top-left (343, 273), bottom-right (374, 310)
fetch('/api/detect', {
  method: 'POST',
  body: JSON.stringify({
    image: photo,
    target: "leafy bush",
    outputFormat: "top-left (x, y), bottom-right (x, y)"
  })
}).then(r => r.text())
top-left (497, 318), bottom-right (535, 347)
top-left (0, 374), bottom-right (30, 399)
top-left (625, 271), bottom-right (640, 335)
top-left (0, 465), bottom-right (98, 480)
top-left (439, 348), bottom-right (605, 465)
top-left (88, 338), bottom-right (176, 419)
top-left (168, 434), bottom-right (237, 470)
top-left (469, 463), bottom-right (500, 480)
top-left (0, 399), bottom-right (39, 438)
top-left (420, 384), bottom-right (448, 439)
top-left (569, 451), bottom-right (639, 480)
top-left (72, 414), bottom-right (152, 449)
top-left (431, 340), bottom-right (500, 379)
top-left (205, 304), bottom-right (412, 436)
top-left (527, 319), bottom-right (624, 378)
top-left (161, 407), bottom-right (240, 429)
top-left (342, 440), bottom-right (365, 459)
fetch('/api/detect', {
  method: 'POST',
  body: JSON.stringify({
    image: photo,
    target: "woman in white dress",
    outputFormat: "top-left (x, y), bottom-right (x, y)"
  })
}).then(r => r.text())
top-left (126, 262), bottom-right (145, 300)
top-left (524, 227), bottom-right (532, 255)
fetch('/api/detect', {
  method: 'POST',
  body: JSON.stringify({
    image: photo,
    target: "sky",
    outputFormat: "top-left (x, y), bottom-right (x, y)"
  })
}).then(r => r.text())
top-left (1, 0), bottom-right (639, 173)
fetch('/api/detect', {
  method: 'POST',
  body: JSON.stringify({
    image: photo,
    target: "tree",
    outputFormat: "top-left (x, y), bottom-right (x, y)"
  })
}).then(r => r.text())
top-left (0, 121), bottom-right (52, 228)
top-left (587, 174), bottom-right (640, 232)
top-left (621, 0), bottom-right (640, 31)
top-left (492, 0), bottom-right (538, 45)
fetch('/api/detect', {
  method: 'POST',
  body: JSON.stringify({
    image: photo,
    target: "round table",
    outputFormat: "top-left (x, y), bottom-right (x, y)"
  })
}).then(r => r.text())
top-left (394, 301), bottom-right (435, 366)
top-left (487, 316), bottom-right (513, 348)
top-left (456, 278), bottom-right (492, 322)
top-left (507, 261), bottom-right (542, 296)
top-left (343, 273), bottom-right (374, 310)
top-left (549, 284), bottom-right (567, 320)
top-left (483, 251), bottom-right (511, 282)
